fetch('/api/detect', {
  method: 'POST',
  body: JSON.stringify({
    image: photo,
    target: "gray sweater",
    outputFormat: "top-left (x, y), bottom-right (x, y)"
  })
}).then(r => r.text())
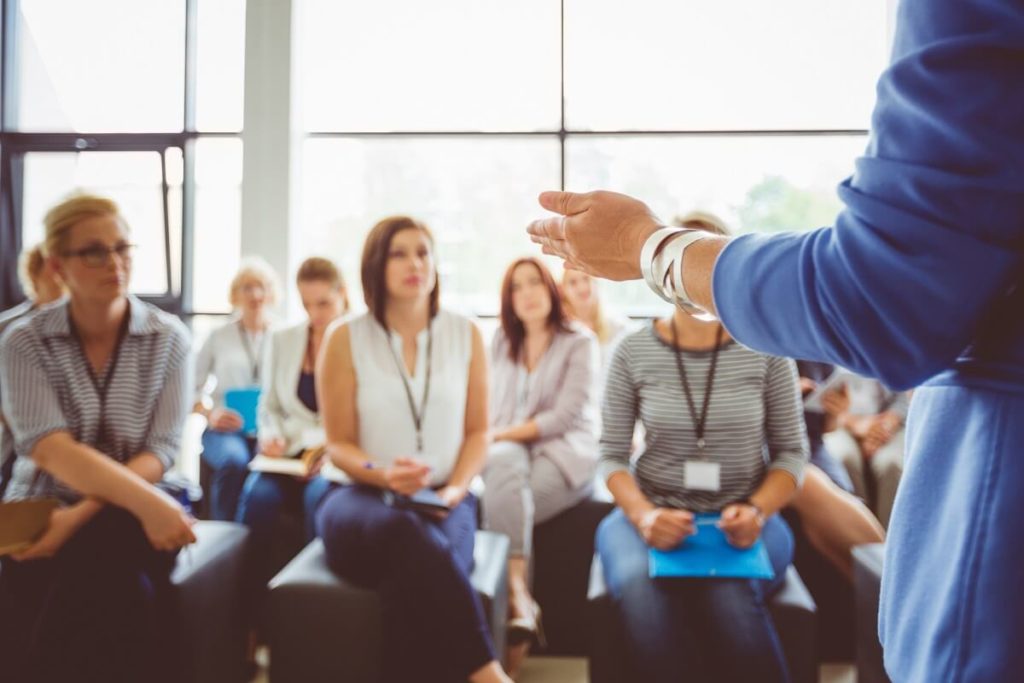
top-left (599, 323), bottom-right (808, 512)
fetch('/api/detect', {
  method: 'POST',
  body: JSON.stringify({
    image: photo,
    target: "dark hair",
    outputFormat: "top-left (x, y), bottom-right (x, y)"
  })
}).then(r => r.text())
top-left (297, 256), bottom-right (350, 313)
top-left (360, 216), bottom-right (440, 329)
top-left (499, 257), bottom-right (570, 362)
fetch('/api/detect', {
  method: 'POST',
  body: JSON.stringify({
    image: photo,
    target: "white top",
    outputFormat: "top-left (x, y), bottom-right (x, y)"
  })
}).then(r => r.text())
top-left (194, 316), bottom-right (272, 408)
top-left (345, 309), bottom-right (474, 486)
top-left (258, 322), bottom-right (325, 453)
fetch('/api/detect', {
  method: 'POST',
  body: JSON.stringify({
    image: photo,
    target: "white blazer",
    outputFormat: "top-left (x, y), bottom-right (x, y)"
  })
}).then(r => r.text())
top-left (258, 322), bottom-right (324, 454)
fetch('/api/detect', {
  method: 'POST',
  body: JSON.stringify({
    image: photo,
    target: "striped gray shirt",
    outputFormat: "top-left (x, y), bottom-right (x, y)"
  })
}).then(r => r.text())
top-left (599, 323), bottom-right (808, 512)
top-left (0, 296), bottom-right (192, 503)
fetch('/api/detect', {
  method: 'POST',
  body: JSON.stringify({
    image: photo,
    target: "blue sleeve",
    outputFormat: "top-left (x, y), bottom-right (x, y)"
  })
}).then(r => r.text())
top-left (712, 0), bottom-right (1024, 391)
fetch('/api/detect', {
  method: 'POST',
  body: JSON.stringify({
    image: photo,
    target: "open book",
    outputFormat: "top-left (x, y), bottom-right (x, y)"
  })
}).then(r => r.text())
top-left (0, 498), bottom-right (59, 556)
top-left (249, 446), bottom-right (326, 477)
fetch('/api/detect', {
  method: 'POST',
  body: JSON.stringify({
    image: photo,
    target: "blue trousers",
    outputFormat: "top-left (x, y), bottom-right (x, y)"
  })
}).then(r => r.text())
top-left (316, 485), bottom-right (496, 683)
top-left (201, 429), bottom-right (256, 521)
top-left (236, 472), bottom-right (331, 597)
top-left (0, 507), bottom-right (179, 683)
top-left (596, 508), bottom-right (794, 683)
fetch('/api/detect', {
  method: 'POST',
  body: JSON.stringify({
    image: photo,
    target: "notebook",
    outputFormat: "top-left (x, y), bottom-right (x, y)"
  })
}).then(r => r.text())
top-left (224, 386), bottom-right (261, 436)
top-left (0, 498), bottom-right (60, 556)
top-left (249, 446), bottom-right (326, 477)
top-left (648, 513), bottom-right (775, 580)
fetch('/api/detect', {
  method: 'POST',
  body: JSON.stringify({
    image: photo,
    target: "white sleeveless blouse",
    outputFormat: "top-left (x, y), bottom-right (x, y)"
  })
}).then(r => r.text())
top-left (346, 309), bottom-right (473, 486)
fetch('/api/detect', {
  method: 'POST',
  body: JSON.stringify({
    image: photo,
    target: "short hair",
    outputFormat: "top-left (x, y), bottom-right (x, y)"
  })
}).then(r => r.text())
top-left (229, 256), bottom-right (281, 309)
top-left (296, 256), bottom-right (350, 313)
top-left (43, 193), bottom-right (125, 258)
top-left (17, 244), bottom-right (47, 299)
top-left (360, 216), bottom-right (440, 329)
top-left (500, 257), bottom-right (571, 361)
top-left (673, 210), bottom-right (732, 237)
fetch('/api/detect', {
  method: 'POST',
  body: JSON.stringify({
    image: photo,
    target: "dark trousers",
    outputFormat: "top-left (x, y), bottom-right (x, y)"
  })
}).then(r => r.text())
top-left (596, 508), bottom-right (794, 683)
top-left (0, 507), bottom-right (179, 683)
top-left (316, 485), bottom-right (496, 683)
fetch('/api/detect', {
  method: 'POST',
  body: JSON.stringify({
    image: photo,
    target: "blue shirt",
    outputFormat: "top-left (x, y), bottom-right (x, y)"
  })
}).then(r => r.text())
top-left (711, 1), bottom-right (1023, 680)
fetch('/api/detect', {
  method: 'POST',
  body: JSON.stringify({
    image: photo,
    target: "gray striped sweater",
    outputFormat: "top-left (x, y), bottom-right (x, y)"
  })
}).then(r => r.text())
top-left (599, 322), bottom-right (808, 512)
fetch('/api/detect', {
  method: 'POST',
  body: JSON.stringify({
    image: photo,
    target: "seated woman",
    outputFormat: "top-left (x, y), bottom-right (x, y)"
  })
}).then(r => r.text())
top-left (235, 257), bottom-right (348, 588)
top-left (597, 299), bottom-right (807, 683)
top-left (0, 194), bottom-right (196, 683)
top-left (0, 242), bottom-right (65, 336)
top-left (560, 267), bottom-right (631, 372)
top-left (316, 216), bottom-right (511, 683)
top-left (674, 213), bottom-right (884, 578)
top-left (483, 257), bottom-right (599, 672)
top-left (193, 257), bottom-right (279, 520)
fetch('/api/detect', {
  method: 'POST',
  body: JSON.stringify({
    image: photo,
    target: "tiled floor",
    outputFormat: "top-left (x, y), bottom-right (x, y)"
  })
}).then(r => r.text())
top-left (253, 656), bottom-right (857, 682)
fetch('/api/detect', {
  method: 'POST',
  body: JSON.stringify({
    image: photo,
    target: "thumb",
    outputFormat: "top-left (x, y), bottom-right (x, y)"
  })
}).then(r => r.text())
top-left (538, 190), bottom-right (590, 216)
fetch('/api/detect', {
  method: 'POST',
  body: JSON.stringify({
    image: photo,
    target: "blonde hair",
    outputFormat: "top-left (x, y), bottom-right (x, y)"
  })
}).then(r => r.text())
top-left (296, 256), bottom-right (350, 313)
top-left (43, 193), bottom-right (124, 258)
top-left (17, 244), bottom-right (47, 299)
top-left (673, 210), bottom-right (732, 237)
top-left (229, 256), bottom-right (281, 309)
top-left (561, 270), bottom-right (615, 343)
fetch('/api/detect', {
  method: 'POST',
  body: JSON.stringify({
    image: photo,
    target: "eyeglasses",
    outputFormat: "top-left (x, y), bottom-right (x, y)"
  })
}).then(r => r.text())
top-left (62, 243), bottom-right (136, 268)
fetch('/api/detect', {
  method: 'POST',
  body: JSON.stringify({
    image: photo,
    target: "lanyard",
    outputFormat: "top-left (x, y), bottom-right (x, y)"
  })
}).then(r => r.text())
top-left (68, 306), bottom-right (131, 450)
top-left (236, 320), bottom-right (264, 383)
top-left (671, 320), bottom-right (724, 454)
top-left (386, 326), bottom-right (433, 455)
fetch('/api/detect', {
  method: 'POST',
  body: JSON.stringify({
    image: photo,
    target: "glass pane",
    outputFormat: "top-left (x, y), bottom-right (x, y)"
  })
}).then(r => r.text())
top-left (192, 137), bottom-right (243, 313)
top-left (22, 151), bottom-right (171, 295)
top-left (299, 137), bottom-right (561, 316)
top-left (195, 0), bottom-right (246, 132)
top-left (566, 134), bottom-right (867, 313)
top-left (299, 0), bottom-right (561, 132)
top-left (18, 0), bottom-right (184, 132)
top-left (565, 0), bottom-right (889, 131)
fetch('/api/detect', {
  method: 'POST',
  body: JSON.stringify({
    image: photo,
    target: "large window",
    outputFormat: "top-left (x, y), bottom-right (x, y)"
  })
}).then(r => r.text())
top-left (297, 0), bottom-right (890, 316)
top-left (0, 0), bottom-right (246, 314)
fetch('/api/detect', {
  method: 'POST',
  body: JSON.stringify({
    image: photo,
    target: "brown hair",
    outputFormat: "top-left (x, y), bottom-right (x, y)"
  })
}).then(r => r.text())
top-left (360, 216), bottom-right (439, 329)
top-left (296, 256), bottom-right (350, 313)
top-left (500, 257), bottom-right (571, 362)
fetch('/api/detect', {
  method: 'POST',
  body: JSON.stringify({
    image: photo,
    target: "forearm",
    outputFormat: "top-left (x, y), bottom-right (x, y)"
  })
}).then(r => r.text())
top-left (680, 235), bottom-right (730, 316)
top-left (606, 470), bottom-right (655, 526)
top-left (493, 420), bottom-right (539, 444)
top-left (327, 442), bottom-right (390, 489)
top-left (748, 469), bottom-right (799, 518)
top-left (32, 433), bottom-right (161, 517)
top-left (447, 430), bottom-right (488, 491)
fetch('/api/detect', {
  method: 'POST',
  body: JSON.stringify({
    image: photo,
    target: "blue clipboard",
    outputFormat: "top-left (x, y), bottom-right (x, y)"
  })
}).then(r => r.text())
top-left (648, 513), bottom-right (775, 580)
top-left (224, 386), bottom-right (261, 436)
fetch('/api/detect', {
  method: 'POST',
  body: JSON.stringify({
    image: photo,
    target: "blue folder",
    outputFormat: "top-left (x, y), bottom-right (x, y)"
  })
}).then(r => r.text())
top-left (648, 513), bottom-right (775, 580)
top-left (224, 386), bottom-right (261, 436)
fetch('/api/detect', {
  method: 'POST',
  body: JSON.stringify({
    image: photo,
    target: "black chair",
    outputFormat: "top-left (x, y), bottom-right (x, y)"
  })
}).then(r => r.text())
top-left (265, 531), bottom-right (510, 683)
top-left (852, 543), bottom-right (890, 683)
top-left (170, 521), bottom-right (251, 683)
top-left (531, 498), bottom-right (615, 656)
top-left (587, 556), bottom-right (819, 683)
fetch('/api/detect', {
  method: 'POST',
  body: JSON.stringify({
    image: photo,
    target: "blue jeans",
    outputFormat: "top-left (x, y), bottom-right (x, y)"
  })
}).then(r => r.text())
top-left (200, 429), bottom-right (256, 521)
top-left (236, 472), bottom-right (331, 594)
top-left (316, 485), bottom-right (495, 683)
top-left (596, 508), bottom-right (794, 683)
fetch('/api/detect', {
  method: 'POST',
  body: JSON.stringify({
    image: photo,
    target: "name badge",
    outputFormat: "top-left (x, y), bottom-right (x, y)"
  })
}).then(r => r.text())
top-left (685, 460), bottom-right (721, 492)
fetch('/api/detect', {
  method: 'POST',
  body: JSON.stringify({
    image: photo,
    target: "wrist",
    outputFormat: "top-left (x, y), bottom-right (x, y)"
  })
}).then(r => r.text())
top-left (742, 499), bottom-right (768, 524)
top-left (627, 500), bottom-right (656, 528)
